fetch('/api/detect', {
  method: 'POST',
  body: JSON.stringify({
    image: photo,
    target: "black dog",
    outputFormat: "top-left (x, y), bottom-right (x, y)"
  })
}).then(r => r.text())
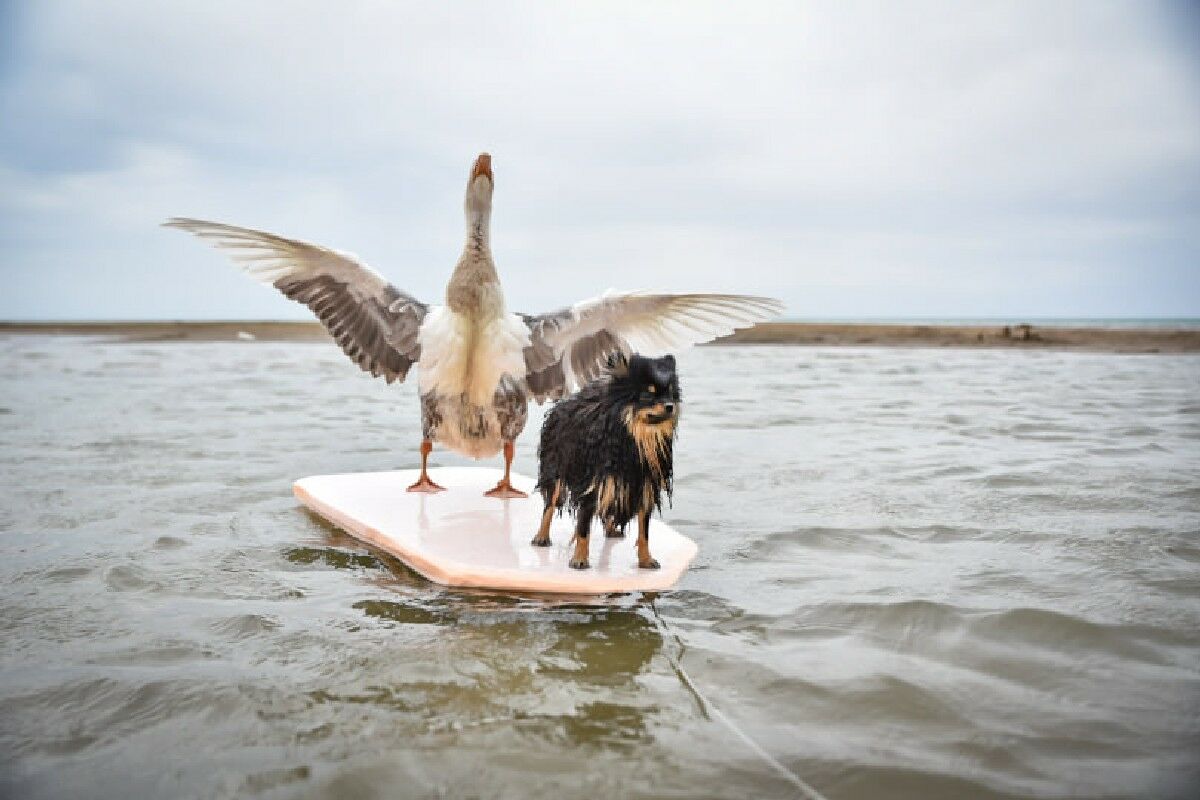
top-left (531, 352), bottom-right (681, 570)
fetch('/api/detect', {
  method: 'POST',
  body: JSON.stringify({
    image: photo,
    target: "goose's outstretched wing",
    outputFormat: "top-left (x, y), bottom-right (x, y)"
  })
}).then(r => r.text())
top-left (164, 218), bottom-right (428, 383)
top-left (521, 290), bottom-right (784, 402)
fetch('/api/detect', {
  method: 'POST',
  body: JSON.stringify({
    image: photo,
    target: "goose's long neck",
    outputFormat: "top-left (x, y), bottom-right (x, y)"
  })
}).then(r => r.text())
top-left (446, 162), bottom-right (501, 314)
top-left (464, 204), bottom-right (491, 257)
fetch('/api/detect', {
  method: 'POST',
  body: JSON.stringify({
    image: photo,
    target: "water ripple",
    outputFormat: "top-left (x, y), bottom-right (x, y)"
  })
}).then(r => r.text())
top-left (2, 338), bottom-right (1199, 799)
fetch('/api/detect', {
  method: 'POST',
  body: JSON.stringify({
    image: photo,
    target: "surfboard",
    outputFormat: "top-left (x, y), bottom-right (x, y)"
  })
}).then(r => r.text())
top-left (293, 467), bottom-right (699, 594)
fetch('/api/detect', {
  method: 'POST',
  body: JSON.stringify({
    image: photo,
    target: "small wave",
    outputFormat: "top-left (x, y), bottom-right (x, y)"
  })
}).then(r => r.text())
top-left (210, 614), bottom-right (281, 641)
top-left (104, 564), bottom-right (161, 592)
top-left (966, 607), bottom-right (1183, 666)
top-left (153, 535), bottom-right (188, 550)
top-left (975, 471), bottom-right (1054, 488)
top-left (42, 566), bottom-right (93, 583)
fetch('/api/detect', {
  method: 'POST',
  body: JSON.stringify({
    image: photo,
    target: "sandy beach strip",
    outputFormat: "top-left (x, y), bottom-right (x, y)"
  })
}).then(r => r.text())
top-left (716, 321), bottom-right (1200, 353)
top-left (2, 320), bottom-right (1198, 353)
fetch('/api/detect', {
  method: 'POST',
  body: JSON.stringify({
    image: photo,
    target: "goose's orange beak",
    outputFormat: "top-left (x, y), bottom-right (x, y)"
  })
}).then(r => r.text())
top-left (472, 153), bottom-right (492, 181)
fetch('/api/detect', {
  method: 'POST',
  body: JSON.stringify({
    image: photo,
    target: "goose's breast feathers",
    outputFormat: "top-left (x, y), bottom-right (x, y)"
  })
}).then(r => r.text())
top-left (417, 302), bottom-right (530, 407)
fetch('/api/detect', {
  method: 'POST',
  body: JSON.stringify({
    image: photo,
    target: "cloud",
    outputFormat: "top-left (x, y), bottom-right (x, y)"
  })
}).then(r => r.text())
top-left (2, 0), bottom-right (1199, 319)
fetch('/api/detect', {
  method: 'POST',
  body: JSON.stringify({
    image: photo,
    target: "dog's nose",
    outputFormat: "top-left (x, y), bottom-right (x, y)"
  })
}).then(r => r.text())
top-left (663, 402), bottom-right (675, 415)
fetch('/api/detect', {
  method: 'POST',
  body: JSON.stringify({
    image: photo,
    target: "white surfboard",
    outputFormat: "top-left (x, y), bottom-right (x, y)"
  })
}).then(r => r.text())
top-left (293, 467), bottom-right (699, 594)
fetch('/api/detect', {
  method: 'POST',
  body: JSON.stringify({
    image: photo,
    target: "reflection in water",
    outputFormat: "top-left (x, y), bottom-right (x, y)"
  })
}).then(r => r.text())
top-left (286, 546), bottom-right (387, 571)
top-left (348, 593), bottom-right (665, 750)
top-left (559, 701), bottom-right (656, 750)
top-left (303, 511), bottom-right (669, 748)
top-left (352, 599), bottom-right (446, 625)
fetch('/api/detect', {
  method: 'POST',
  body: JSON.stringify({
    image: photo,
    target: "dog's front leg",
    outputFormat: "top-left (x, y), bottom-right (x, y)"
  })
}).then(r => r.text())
top-left (636, 510), bottom-right (660, 569)
top-left (569, 501), bottom-right (595, 570)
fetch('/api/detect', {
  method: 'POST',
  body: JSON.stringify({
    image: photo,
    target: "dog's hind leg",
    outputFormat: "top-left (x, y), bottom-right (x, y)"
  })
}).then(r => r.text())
top-left (569, 501), bottom-right (595, 570)
top-left (604, 517), bottom-right (626, 538)
top-left (636, 509), bottom-right (660, 569)
top-left (530, 481), bottom-right (560, 547)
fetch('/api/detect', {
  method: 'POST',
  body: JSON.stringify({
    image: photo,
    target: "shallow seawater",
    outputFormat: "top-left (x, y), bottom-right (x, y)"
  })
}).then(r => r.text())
top-left (1, 335), bottom-right (1198, 800)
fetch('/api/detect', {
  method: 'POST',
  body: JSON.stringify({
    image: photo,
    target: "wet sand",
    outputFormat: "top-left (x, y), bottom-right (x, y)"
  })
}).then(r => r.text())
top-left (2, 320), bottom-right (1199, 352)
top-left (719, 322), bottom-right (1200, 352)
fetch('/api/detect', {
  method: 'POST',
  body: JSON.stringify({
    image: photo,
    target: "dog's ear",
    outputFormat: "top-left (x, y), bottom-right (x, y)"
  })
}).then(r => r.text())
top-left (605, 350), bottom-right (630, 377)
top-left (650, 354), bottom-right (676, 380)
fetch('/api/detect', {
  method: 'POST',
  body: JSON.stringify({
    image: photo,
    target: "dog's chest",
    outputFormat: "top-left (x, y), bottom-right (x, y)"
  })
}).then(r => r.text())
top-left (589, 432), bottom-right (672, 520)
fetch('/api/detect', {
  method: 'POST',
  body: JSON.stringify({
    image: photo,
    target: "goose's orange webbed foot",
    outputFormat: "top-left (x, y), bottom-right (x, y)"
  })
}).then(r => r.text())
top-left (484, 441), bottom-right (528, 498)
top-left (407, 439), bottom-right (443, 493)
top-left (407, 475), bottom-right (445, 493)
top-left (484, 479), bottom-right (527, 499)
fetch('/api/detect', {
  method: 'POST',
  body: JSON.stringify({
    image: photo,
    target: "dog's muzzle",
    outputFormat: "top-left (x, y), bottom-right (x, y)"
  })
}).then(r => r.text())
top-left (646, 402), bottom-right (678, 425)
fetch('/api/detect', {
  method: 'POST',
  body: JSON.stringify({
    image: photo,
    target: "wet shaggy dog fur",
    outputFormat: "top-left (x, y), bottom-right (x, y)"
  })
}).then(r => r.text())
top-left (531, 353), bottom-right (681, 569)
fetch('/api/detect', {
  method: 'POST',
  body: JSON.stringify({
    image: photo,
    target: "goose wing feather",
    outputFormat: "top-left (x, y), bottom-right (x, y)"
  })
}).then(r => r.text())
top-left (163, 217), bottom-right (428, 383)
top-left (521, 290), bottom-right (783, 402)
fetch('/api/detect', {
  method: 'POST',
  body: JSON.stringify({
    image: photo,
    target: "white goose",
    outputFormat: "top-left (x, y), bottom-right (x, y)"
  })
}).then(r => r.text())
top-left (165, 154), bottom-right (783, 497)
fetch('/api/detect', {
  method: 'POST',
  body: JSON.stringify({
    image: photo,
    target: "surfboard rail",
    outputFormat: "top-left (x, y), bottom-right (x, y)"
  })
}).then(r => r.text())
top-left (293, 467), bottom-right (698, 594)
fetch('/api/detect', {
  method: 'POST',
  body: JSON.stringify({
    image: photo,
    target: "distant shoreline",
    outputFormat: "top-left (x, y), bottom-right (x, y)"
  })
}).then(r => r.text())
top-left (2, 320), bottom-right (1198, 353)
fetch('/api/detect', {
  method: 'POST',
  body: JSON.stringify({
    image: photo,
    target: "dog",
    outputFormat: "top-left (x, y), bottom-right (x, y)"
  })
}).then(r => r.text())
top-left (530, 352), bottom-right (681, 570)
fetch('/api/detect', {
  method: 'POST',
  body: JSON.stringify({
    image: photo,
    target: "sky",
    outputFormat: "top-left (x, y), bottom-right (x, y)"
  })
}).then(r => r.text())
top-left (1, 1), bottom-right (1198, 321)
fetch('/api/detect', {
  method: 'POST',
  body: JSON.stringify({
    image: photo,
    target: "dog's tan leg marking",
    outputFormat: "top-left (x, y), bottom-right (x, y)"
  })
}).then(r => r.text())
top-left (604, 517), bottom-right (625, 538)
top-left (569, 505), bottom-right (594, 570)
top-left (570, 534), bottom-right (590, 569)
top-left (530, 481), bottom-right (560, 547)
top-left (485, 441), bottom-right (529, 499)
top-left (636, 509), bottom-right (659, 569)
top-left (406, 440), bottom-right (445, 493)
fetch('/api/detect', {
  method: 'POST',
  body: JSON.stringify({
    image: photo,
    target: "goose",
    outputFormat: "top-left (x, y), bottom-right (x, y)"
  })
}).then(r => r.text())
top-left (165, 153), bottom-right (783, 498)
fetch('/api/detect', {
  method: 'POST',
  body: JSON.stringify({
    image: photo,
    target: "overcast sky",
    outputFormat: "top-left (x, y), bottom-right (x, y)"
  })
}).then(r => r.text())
top-left (1, 1), bottom-right (1198, 320)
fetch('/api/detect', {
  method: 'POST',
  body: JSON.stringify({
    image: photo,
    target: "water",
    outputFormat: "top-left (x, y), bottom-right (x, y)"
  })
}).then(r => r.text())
top-left (1, 335), bottom-right (1198, 800)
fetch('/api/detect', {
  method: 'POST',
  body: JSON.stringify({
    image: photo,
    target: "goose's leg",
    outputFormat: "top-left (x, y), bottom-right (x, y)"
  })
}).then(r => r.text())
top-left (485, 441), bottom-right (528, 499)
top-left (488, 383), bottom-right (529, 499)
top-left (407, 440), bottom-right (445, 493)
top-left (409, 393), bottom-right (445, 493)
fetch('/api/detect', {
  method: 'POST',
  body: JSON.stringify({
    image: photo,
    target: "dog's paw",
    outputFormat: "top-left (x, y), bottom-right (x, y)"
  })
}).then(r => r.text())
top-left (638, 557), bottom-right (661, 570)
top-left (569, 558), bottom-right (590, 570)
top-left (605, 529), bottom-right (626, 538)
top-left (530, 536), bottom-right (552, 547)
